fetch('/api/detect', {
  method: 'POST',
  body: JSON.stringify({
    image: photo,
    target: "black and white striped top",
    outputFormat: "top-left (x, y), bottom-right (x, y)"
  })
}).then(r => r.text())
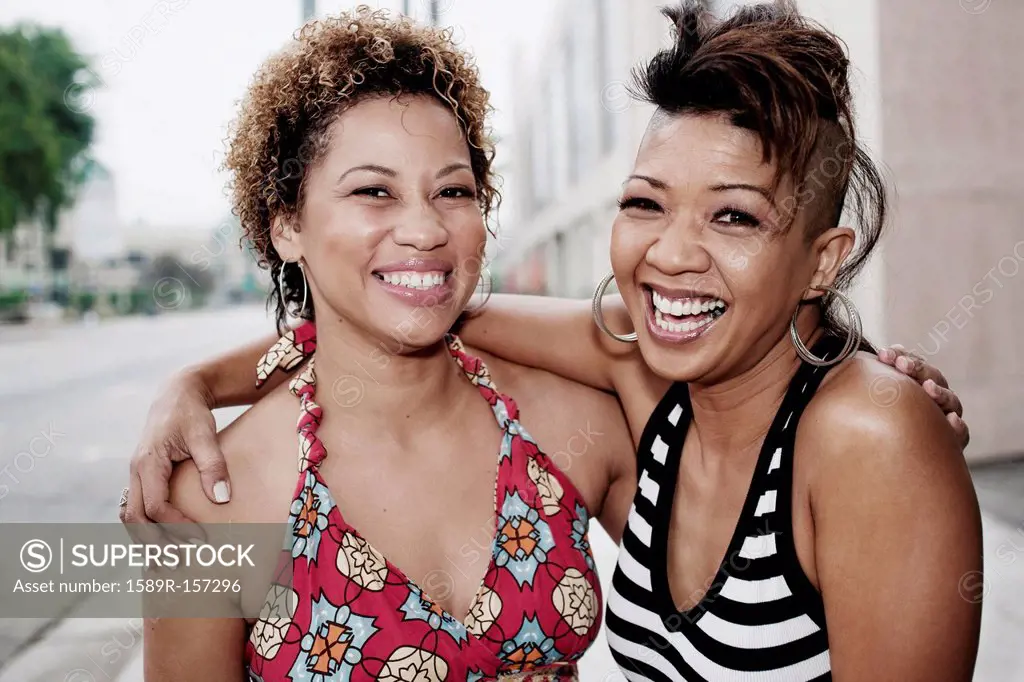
top-left (606, 336), bottom-right (845, 682)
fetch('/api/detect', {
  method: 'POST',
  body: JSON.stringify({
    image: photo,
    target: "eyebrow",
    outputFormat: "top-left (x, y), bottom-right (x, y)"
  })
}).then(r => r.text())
top-left (338, 163), bottom-right (472, 183)
top-left (626, 174), bottom-right (669, 190)
top-left (710, 182), bottom-right (774, 203)
top-left (435, 163), bottom-right (472, 179)
top-left (625, 176), bottom-right (774, 204)
top-left (338, 164), bottom-right (397, 183)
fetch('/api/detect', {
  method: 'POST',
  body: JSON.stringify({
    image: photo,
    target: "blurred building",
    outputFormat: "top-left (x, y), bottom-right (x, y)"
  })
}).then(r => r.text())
top-left (497, 0), bottom-right (1022, 461)
top-left (0, 221), bottom-right (49, 296)
top-left (0, 160), bottom-right (122, 303)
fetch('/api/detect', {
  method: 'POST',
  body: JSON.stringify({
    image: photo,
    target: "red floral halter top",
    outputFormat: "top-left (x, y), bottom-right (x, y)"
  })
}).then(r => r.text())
top-left (245, 322), bottom-right (603, 681)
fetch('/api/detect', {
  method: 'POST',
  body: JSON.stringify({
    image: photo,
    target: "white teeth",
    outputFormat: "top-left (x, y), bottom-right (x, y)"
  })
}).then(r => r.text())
top-left (655, 309), bottom-right (716, 334)
top-left (651, 290), bottom-right (727, 320)
top-left (380, 271), bottom-right (446, 290)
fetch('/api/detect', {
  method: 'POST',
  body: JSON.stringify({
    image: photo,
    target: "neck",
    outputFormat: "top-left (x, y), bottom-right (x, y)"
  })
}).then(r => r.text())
top-left (688, 317), bottom-right (825, 458)
top-left (306, 315), bottom-right (469, 437)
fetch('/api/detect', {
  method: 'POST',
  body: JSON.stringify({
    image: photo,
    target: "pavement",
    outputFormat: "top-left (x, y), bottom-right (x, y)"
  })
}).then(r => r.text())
top-left (0, 307), bottom-right (1021, 681)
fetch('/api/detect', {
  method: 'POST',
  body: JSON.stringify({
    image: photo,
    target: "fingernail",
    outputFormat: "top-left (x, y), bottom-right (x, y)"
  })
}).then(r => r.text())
top-left (213, 481), bottom-right (231, 503)
top-left (896, 357), bottom-right (911, 372)
top-left (923, 379), bottom-right (936, 393)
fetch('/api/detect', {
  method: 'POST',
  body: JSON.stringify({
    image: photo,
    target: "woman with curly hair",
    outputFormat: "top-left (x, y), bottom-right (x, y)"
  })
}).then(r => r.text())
top-left (142, 7), bottom-right (632, 681)
top-left (135, 3), bottom-right (979, 681)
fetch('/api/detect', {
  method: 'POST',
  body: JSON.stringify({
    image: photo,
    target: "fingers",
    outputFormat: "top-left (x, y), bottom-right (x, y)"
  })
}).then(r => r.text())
top-left (120, 472), bottom-right (170, 547)
top-left (189, 431), bottom-right (232, 505)
top-left (922, 379), bottom-right (964, 418)
top-left (137, 455), bottom-right (205, 543)
top-left (881, 344), bottom-right (953, 390)
top-left (948, 411), bottom-right (970, 450)
top-left (876, 344), bottom-right (901, 366)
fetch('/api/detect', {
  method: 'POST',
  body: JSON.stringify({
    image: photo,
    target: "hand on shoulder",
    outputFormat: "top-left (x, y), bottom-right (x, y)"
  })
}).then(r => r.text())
top-left (168, 383), bottom-right (298, 526)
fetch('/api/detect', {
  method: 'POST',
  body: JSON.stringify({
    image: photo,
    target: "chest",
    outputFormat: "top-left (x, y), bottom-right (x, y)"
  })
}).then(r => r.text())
top-left (664, 440), bottom-right (763, 611)
top-left (618, 380), bottom-right (824, 622)
top-left (315, 401), bottom-right (503, 621)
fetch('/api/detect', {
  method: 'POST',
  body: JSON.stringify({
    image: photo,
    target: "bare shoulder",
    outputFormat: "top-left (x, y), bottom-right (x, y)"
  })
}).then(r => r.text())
top-left (803, 351), bottom-right (960, 455)
top-left (798, 350), bottom-right (976, 512)
top-left (168, 380), bottom-right (300, 525)
top-left (464, 345), bottom-right (634, 512)
top-left (798, 353), bottom-right (983, 678)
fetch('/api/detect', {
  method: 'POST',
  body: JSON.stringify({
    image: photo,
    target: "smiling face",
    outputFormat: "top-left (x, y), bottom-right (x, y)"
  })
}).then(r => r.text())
top-left (611, 113), bottom-right (854, 384)
top-left (272, 95), bottom-right (486, 350)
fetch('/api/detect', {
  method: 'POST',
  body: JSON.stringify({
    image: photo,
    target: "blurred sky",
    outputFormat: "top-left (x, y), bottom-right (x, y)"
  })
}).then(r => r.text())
top-left (0, 0), bottom-right (554, 229)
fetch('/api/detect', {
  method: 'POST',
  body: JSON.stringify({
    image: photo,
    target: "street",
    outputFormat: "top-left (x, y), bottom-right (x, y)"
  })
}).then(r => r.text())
top-left (0, 306), bottom-right (1021, 681)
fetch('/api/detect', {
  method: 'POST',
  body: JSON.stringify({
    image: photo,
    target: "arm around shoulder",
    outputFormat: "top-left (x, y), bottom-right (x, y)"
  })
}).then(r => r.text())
top-left (458, 294), bottom-right (639, 392)
top-left (806, 359), bottom-right (983, 682)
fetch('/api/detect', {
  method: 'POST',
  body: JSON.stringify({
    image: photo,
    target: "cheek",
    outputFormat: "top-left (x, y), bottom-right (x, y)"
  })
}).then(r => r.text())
top-left (445, 208), bottom-right (487, 281)
top-left (609, 219), bottom-right (650, 285)
top-left (296, 208), bottom-right (378, 291)
top-left (301, 198), bottom-right (380, 254)
top-left (715, 242), bottom-right (803, 312)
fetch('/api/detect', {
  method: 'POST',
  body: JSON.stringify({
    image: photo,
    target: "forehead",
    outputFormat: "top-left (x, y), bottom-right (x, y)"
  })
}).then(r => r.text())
top-left (634, 113), bottom-right (774, 184)
top-left (326, 95), bottom-right (469, 157)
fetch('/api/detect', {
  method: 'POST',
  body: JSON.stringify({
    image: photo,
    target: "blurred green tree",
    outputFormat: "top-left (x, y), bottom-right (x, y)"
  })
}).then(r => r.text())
top-left (0, 24), bottom-right (96, 235)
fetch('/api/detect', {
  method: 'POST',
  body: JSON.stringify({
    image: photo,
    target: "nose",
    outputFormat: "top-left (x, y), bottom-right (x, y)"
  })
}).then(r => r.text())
top-left (391, 200), bottom-right (449, 252)
top-left (644, 216), bottom-right (711, 276)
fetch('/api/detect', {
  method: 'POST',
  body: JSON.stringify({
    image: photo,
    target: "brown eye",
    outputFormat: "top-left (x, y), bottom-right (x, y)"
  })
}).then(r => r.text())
top-left (618, 197), bottom-right (663, 213)
top-left (439, 186), bottom-right (475, 199)
top-left (713, 208), bottom-right (760, 228)
top-left (353, 187), bottom-right (390, 198)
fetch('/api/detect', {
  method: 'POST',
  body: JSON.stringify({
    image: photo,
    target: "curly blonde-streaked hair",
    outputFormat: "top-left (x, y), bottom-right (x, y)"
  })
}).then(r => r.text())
top-left (223, 5), bottom-right (497, 327)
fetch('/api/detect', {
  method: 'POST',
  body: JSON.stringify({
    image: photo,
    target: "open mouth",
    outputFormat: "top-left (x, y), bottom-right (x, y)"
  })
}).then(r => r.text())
top-left (372, 265), bottom-right (456, 307)
top-left (372, 270), bottom-right (451, 291)
top-left (644, 285), bottom-right (729, 339)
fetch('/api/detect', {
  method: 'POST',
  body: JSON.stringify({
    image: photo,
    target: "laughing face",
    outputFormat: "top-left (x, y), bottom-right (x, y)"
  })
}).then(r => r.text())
top-left (610, 113), bottom-right (854, 384)
top-left (271, 95), bottom-right (486, 350)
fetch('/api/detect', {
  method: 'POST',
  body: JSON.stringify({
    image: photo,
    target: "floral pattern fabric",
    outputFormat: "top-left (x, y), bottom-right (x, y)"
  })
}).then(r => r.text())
top-left (246, 323), bottom-right (602, 681)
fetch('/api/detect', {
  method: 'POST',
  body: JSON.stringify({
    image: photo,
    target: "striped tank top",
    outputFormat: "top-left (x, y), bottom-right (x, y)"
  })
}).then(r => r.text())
top-left (606, 335), bottom-right (846, 681)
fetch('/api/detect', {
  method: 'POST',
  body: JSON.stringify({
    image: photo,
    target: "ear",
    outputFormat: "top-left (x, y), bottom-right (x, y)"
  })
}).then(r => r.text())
top-left (270, 214), bottom-right (303, 263)
top-left (804, 226), bottom-right (855, 300)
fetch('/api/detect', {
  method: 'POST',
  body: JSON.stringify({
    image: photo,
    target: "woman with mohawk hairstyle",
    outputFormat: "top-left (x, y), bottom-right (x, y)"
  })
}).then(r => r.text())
top-left (127, 2), bottom-right (979, 680)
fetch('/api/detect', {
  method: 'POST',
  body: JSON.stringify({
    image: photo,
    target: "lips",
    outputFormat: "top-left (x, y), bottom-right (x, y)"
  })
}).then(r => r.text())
top-left (643, 285), bottom-right (729, 343)
top-left (372, 258), bottom-right (455, 307)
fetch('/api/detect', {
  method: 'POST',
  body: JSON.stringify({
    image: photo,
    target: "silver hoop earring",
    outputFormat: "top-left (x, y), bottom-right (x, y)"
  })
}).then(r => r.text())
top-left (464, 268), bottom-right (493, 313)
top-left (790, 285), bottom-right (862, 367)
top-left (591, 271), bottom-right (637, 343)
top-left (278, 260), bottom-right (309, 319)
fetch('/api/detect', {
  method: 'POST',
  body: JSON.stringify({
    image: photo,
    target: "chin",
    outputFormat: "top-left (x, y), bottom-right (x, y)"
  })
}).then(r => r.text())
top-left (637, 339), bottom-right (716, 384)
top-left (373, 309), bottom-right (459, 348)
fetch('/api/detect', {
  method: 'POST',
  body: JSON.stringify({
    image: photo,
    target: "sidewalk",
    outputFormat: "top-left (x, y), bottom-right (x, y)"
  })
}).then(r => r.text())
top-left (1, 513), bottom-right (1021, 681)
top-left (974, 513), bottom-right (1024, 680)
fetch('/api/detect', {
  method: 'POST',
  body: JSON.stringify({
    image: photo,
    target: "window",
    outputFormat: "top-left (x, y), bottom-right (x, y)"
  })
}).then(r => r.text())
top-left (548, 50), bottom-right (571, 192)
top-left (529, 104), bottom-right (552, 211)
top-left (596, 0), bottom-right (616, 154)
top-left (567, 0), bottom-right (600, 182)
top-left (565, 38), bottom-right (579, 186)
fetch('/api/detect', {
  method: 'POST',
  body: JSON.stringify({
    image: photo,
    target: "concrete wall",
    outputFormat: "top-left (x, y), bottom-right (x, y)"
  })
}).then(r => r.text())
top-left (878, 1), bottom-right (1023, 461)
